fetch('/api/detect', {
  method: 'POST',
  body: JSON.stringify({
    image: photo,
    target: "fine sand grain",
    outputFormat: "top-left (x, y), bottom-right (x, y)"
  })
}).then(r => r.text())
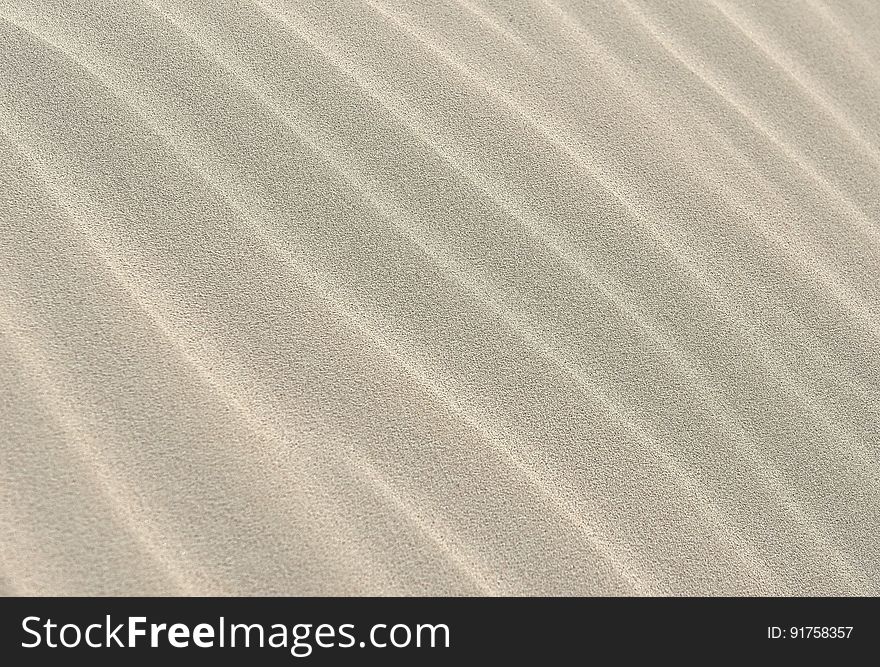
top-left (1, 0), bottom-right (879, 595)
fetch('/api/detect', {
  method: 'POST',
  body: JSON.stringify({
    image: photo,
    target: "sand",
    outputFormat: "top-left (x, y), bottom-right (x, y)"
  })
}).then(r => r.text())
top-left (0, 0), bottom-right (878, 596)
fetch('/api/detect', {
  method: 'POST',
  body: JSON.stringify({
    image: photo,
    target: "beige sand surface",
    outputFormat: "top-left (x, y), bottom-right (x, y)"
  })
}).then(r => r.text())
top-left (1, 0), bottom-right (878, 596)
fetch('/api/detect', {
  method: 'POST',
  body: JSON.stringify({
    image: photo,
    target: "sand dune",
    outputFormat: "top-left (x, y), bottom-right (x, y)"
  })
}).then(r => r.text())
top-left (1, 0), bottom-right (878, 595)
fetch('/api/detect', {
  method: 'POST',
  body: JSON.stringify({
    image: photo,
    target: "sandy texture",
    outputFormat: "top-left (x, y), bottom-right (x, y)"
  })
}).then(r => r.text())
top-left (1, 0), bottom-right (878, 596)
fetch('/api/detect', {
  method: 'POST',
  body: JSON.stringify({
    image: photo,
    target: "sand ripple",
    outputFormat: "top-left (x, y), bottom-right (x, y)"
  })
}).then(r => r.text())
top-left (1, 0), bottom-right (878, 595)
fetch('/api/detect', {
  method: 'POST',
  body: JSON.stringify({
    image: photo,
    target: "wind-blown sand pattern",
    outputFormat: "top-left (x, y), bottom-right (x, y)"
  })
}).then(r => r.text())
top-left (1, 0), bottom-right (878, 596)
